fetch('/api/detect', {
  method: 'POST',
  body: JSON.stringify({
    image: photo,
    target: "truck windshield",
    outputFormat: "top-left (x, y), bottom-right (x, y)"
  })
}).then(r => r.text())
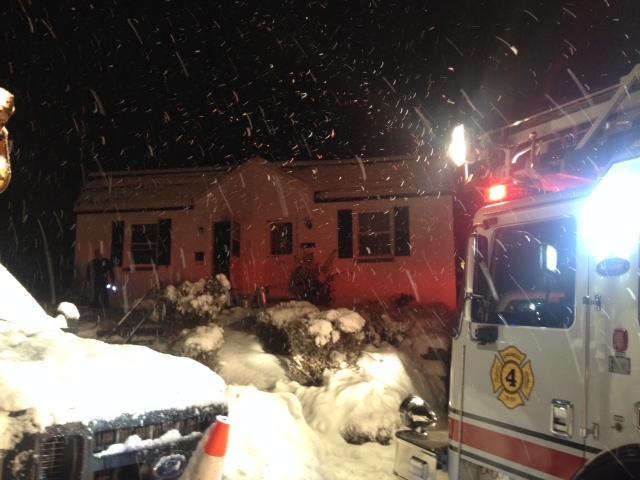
top-left (473, 217), bottom-right (577, 328)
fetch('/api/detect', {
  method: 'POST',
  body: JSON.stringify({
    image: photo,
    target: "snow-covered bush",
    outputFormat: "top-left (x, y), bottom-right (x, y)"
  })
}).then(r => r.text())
top-left (256, 301), bottom-right (319, 355)
top-left (259, 303), bottom-right (367, 385)
top-left (288, 309), bottom-right (366, 385)
top-left (170, 324), bottom-right (225, 370)
top-left (258, 301), bottom-right (320, 329)
top-left (162, 275), bottom-right (231, 328)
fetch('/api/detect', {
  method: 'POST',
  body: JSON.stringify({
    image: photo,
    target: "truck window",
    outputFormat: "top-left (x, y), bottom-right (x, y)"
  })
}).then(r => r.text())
top-left (484, 217), bottom-right (576, 328)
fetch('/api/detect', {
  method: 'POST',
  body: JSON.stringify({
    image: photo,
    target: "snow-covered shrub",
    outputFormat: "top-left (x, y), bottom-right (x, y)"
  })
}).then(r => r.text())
top-left (257, 302), bottom-right (367, 385)
top-left (170, 324), bottom-right (224, 370)
top-left (162, 275), bottom-right (231, 328)
top-left (286, 308), bottom-right (366, 385)
top-left (256, 301), bottom-right (319, 355)
top-left (258, 301), bottom-right (320, 329)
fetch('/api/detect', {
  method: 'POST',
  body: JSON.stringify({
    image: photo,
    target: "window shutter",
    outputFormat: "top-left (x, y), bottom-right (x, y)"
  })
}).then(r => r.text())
top-left (111, 221), bottom-right (124, 266)
top-left (157, 219), bottom-right (172, 265)
top-left (394, 207), bottom-right (411, 256)
top-left (337, 209), bottom-right (353, 258)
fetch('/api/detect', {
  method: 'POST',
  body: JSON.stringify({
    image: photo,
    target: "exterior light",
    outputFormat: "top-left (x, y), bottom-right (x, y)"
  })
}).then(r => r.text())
top-left (447, 124), bottom-right (468, 167)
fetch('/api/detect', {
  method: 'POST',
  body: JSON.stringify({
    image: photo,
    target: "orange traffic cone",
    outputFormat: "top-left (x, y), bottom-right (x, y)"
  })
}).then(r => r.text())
top-left (194, 415), bottom-right (230, 480)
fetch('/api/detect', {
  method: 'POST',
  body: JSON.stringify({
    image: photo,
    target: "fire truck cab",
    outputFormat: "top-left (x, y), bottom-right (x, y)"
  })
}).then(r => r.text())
top-left (449, 155), bottom-right (640, 479)
top-left (395, 64), bottom-right (640, 479)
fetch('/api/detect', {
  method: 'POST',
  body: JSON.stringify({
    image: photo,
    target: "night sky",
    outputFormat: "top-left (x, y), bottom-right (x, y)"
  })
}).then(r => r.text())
top-left (1, 0), bottom-right (639, 298)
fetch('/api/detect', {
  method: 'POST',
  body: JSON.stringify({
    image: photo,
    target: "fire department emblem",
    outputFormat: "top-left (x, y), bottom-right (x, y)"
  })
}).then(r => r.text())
top-left (490, 346), bottom-right (535, 409)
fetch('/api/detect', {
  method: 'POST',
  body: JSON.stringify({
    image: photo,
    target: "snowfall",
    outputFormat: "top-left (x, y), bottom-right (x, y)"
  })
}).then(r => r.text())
top-left (0, 261), bottom-right (450, 479)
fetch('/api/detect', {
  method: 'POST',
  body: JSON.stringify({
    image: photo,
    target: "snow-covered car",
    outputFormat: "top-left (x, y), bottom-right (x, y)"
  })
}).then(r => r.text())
top-left (0, 263), bottom-right (227, 479)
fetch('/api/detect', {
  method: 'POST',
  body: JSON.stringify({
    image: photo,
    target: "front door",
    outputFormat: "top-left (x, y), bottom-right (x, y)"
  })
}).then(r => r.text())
top-left (213, 221), bottom-right (231, 278)
top-left (457, 200), bottom-right (588, 479)
top-left (265, 220), bottom-right (295, 298)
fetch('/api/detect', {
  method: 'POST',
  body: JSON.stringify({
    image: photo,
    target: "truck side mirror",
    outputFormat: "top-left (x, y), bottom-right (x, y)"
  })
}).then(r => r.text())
top-left (471, 324), bottom-right (498, 345)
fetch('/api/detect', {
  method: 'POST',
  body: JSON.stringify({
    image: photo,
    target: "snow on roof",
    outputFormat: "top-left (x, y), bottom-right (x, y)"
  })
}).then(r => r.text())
top-left (75, 156), bottom-right (449, 213)
top-left (284, 155), bottom-right (448, 201)
top-left (75, 167), bottom-right (231, 213)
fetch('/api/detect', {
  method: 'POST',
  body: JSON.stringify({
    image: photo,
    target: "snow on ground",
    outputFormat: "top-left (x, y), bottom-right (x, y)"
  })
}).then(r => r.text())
top-left (278, 347), bottom-right (414, 443)
top-left (217, 330), bottom-right (288, 390)
top-left (70, 299), bottom-right (449, 479)
top-left (182, 325), bottom-right (426, 480)
top-left (183, 384), bottom-right (398, 480)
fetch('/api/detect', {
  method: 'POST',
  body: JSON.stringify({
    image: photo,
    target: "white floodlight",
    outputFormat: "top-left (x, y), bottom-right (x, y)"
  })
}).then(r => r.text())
top-left (447, 124), bottom-right (468, 167)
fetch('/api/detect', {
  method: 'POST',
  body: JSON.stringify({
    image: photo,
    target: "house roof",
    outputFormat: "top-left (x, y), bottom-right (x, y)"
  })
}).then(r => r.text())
top-left (75, 156), bottom-right (449, 213)
top-left (75, 167), bottom-right (231, 213)
top-left (284, 155), bottom-right (447, 201)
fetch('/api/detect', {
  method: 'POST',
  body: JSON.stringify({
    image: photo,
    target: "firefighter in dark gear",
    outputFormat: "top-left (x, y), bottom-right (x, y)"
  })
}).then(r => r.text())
top-left (87, 250), bottom-right (114, 308)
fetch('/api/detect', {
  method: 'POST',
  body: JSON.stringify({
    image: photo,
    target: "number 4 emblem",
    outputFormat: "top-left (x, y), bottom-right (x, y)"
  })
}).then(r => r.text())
top-left (490, 346), bottom-right (535, 409)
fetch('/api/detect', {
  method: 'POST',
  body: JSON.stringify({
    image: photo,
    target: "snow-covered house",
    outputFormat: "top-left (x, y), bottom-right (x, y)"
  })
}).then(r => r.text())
top-left (74, 156), bottom-right (456, 309)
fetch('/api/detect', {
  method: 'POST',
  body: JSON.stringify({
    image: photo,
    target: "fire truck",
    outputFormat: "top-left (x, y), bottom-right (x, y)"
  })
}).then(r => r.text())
top-left (395, 64), bottom-right (640, 479)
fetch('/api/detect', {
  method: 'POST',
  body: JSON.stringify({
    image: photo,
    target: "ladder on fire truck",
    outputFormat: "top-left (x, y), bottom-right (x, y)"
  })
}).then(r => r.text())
top-left (481, 63), bottom-right (640, 181)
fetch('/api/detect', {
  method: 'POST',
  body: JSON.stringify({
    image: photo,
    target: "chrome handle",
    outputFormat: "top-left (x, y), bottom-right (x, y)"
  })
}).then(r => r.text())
top-left (551, 399), bottom-right (573, 437)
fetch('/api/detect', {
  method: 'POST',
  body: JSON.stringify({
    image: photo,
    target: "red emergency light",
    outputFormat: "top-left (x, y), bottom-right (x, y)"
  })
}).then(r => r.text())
top-left (486, 184), bottom-right (508, 203)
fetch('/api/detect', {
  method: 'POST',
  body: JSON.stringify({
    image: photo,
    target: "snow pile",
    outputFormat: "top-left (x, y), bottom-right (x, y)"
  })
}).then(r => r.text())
top-left (184, 385), bottom-right (327, 480)
top-left (56, 302), bottom-right (80, 321)
top-left (183, 385), bottom-right (399, 480)
top-left (218, 330), bottom-right (288, 390)
top-left (171, 324), bottom-right (225, 369)
top-left (258, 300), bottom-right (319, 329)
top-left (278, 347), bottom-right (414, 444)
top-left (163, 275), bottom-right (230, 322)
top-left (0, 321), bottom-right (226, 449)
top-left (182, 328), bottom-right (420, 480)
top-left (0, 263), bottom-right (59, 330)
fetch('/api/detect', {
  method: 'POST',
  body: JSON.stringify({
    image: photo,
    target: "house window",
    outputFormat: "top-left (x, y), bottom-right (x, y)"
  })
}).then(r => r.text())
top-left (111, 221), bottom-right (124, 267)
top-left (270, 222), bottom-right (293, 255)
top-left (131, 219), bottom-right (172, 265)
top-left (358, 212), bottom-right (392, 256)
